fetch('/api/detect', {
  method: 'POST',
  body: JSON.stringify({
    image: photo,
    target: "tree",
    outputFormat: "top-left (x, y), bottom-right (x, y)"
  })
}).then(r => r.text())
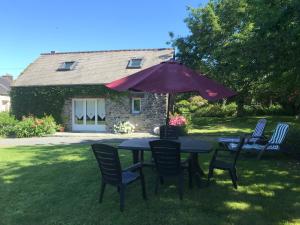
top-left (170, 0), bottom-right (300, 115)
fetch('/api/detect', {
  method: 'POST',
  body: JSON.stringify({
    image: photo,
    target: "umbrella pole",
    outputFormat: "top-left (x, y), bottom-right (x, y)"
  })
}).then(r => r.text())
top-left (166, 93), bottom-right (171, 126)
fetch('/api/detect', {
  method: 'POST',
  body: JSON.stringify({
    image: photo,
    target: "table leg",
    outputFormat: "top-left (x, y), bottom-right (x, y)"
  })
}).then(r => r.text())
top-left (190, 153), bottom-right (206, 187)
top-left (132, 150), bottom-right (139, 164)
top-left (132, 150), bottom-right (145, 164)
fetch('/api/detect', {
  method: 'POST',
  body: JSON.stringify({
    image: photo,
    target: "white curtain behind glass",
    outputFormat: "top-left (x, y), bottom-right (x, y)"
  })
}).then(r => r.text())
top-left (75, 100), bottom-right (84, 119)
top-left (86, 100), bottom-right (95, 119)
top-left (97, 99), bottom-right (105, 120)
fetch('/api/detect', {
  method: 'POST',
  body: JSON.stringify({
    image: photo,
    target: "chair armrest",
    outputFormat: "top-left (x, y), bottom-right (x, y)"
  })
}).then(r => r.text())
top-left (123, 162), bottom-right (143, 172)
top-left (256, 138), bottom-right (268, 145)
top-left (246, 136), bottom-right (266, 144)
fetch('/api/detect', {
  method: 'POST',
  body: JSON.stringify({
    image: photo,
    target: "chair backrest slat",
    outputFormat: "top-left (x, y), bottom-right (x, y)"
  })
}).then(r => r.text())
top-left (91, 144), bottom-right (122, 185)
top-left (268, 123), bottom-right (289, 145)
top-left (160, 125), bottom-right (179, 140)
top-left (150, 140), bottom-right (181, 176)
top-left (252, 119), bottom-right (267, 137)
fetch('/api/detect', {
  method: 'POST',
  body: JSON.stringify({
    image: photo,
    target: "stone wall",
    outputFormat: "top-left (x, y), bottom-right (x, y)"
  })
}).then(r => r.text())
top-left (61, 93), bottom-right (167, 133)
top-left (61, 99), bottom-right (72, 131)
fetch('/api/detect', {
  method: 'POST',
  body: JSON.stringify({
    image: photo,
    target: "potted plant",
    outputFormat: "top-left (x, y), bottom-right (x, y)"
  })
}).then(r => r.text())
top-left (169, 115), bottom-right (188, 136)
top-left (56, 124), bottom-right (65, 132)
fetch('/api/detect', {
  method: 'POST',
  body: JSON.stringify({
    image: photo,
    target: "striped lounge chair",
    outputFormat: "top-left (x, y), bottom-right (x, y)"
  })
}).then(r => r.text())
top-left (227, 123), bottom-right (289, 160)
top-left (218, 118), bottom-right (267, 144)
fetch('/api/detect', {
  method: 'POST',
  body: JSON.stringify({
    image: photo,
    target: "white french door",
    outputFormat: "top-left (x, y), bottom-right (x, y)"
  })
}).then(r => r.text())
top-left (72, 98), bottom-right (106, 131)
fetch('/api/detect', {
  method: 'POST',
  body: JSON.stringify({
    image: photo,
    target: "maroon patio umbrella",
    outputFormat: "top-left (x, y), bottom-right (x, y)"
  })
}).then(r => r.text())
top-left (106, 61), bottom-right (236, 124)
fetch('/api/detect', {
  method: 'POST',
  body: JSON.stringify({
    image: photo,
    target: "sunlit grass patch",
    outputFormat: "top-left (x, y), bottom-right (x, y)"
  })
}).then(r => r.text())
top-left (225, 201), bottom-right (251, 210)
top-left (2, 174), bottom-right (21, 184)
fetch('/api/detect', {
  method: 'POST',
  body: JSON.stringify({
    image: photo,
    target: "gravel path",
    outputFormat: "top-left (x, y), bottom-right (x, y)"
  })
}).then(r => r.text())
top-left (0, 132), bottom-right (156, 147)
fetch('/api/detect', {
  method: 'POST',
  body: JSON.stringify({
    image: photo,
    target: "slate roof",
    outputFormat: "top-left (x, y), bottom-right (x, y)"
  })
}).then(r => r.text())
top-left (0, 76), bottom-right (13, 95)
top-left (14, 48), bottom-right (174, 87)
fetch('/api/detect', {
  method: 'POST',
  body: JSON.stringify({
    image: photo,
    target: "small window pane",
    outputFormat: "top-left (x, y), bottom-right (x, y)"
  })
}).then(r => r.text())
top-left (128, 59), bottom-right (142, 68)
top-left (58, 61), bottom-right (75, 71)
top-left (64, 62), bottom-right (74, 70)
top-left (132, 98), bottom-right (141, 113)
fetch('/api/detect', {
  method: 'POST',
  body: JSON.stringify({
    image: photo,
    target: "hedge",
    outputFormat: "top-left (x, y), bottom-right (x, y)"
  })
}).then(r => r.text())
top-left (10, 85), bottom-right (123, 123)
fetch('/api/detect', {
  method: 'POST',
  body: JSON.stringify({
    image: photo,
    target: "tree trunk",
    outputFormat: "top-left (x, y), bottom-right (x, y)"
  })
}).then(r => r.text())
top-left (236, 98), bottom-right (244, 117)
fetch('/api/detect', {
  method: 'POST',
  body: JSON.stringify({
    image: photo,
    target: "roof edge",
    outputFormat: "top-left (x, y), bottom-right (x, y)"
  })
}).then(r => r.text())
top-left (41, 48), bottom-right (174, 55)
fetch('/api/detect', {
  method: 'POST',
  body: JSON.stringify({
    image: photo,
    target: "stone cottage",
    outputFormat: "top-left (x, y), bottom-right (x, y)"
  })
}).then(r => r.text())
top-left (12, 48), bottom-right (174, 132)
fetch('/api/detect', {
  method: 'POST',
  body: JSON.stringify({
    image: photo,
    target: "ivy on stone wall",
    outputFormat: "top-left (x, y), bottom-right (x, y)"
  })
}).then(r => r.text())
top-left (10, 85), bottom-right (124, 124)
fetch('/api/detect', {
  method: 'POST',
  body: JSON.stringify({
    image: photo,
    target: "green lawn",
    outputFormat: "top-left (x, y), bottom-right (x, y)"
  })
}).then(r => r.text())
top-left (0, 117), bottom-right (299, 225)
top-left (189, 116), bottom-right (300, 136)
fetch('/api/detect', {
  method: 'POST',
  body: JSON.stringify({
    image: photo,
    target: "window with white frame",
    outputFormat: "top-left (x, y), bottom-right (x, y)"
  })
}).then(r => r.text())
top-left (131, 97), bottom-right (141, 114)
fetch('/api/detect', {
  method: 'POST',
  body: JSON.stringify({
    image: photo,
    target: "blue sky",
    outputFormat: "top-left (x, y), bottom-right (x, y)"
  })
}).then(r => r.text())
top-left (0, 0), bottom-right (208, 77)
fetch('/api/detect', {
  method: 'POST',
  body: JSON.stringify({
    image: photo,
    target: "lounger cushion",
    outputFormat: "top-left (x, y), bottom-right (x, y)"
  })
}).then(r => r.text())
top-left (218, 137), bottom-right (260, 144)
top-left (228, 143), bottom-right (280, 151)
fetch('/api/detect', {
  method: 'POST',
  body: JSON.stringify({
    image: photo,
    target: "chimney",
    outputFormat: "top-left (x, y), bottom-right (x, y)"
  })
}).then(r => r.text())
top-left (50, 51), bottom-right (56, 54)
top-left (1, 74), bottom-right (13, 82)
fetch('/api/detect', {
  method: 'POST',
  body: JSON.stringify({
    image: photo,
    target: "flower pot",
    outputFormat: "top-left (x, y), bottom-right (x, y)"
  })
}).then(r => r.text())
top-left (175, 126), bottom-right (188, 136)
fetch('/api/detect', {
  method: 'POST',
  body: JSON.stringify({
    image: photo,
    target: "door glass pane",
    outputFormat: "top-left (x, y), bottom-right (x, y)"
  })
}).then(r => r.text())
top-left (97, 99), bottom-right (105, 125)
top-left (74, 100), bottom-right (84, 124)
top-left (86, 100), bottom-right (96, 125)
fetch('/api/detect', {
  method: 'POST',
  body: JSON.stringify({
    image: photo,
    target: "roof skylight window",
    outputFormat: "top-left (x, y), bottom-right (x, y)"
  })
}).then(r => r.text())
top-left (57, 61), bottom-right (76, 71)
top-left (127, 58), bottom-right (143, 69)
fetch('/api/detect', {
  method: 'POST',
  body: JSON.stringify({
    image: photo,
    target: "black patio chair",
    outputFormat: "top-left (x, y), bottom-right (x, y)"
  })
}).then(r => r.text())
top-left (208, 136), bottom-right (245, 189)
top-left (91, 144), bottom-right (147, 211)
top-left (159, 125), bottom-right (179, 140)
top-left (150, 140), bottom-right (192, 199)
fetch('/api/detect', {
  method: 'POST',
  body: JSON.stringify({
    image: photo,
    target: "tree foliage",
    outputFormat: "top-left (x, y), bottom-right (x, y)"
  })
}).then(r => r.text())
top-left (170, 0), bottom-right (300, 115)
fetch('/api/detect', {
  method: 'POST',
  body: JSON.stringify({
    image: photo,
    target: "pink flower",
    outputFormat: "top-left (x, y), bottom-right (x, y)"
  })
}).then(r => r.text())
top-left (169, 115), bottom-right (187, 126)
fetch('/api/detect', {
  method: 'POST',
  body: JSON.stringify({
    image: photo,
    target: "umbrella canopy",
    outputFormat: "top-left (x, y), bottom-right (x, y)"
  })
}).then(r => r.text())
top-left (106, 61), bottom-right (236, 100)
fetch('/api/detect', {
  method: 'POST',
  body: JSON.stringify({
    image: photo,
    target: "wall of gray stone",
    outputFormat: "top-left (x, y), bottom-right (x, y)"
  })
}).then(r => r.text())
top-left (61, 93), bottom-right (167, 133)
top-left (61, 99), bottom-right (72, 131)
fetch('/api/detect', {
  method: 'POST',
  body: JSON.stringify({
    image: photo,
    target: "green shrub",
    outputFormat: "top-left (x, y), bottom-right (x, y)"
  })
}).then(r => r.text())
top-left (14, 116), bottom-right (37, 138)
top-left (42, 115), bottom-right (58, 134)
top-left (0, 112), bottom-right (18, 137)
top-left (189, 96), bottom-right (208, 112)
top-left (113, 121), bottom-right (135, 134)
top-left (266, 104), bottom-right (285, 115)
top-left (175, 96), bottom-right (208, 114)
top-left (175, 100), bottom-right (191, 114)
top-left (192, 102), bottom-right (237, 120)
top-left (222, 103), bottom-right (238, 117)
top-left (243, 104), bottom-right (287, 116)
top-left (14, 115), bottom-right (57, 138)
